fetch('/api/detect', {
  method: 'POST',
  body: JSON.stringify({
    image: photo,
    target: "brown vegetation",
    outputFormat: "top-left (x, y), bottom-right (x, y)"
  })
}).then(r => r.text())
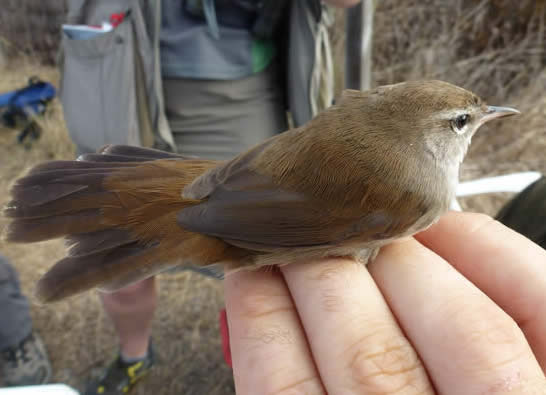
top-left (0, 0), bottom-right (67, 64)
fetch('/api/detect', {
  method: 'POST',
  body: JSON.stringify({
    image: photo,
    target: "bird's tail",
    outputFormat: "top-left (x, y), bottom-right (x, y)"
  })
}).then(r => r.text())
top-left (3, 145), bottom-right (231, 302)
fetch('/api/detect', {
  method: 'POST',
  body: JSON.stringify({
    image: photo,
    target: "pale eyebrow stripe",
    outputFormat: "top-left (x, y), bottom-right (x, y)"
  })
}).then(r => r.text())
top-left (431, 108), bottom-right (474, 120)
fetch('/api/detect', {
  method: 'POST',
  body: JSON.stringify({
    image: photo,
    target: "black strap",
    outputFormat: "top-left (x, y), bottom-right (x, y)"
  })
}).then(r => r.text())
top-left (184, 0), bottom-right (258, 30)
top-left (252, 0), bottom-right (290, 39)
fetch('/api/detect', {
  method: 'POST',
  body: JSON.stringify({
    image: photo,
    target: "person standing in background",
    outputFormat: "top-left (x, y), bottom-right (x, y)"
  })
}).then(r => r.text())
top-left (83, 1), bottom-right (361, 394)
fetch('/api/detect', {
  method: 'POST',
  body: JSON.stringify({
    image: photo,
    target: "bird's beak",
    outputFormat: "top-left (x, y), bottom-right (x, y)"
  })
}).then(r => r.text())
top-left (482, 106), bottom-right (520, 123)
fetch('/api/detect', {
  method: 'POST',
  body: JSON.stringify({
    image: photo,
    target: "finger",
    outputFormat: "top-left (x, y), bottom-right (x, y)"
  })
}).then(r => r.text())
top-left (369, 238), bottom-right (546, 395)
top-left (282, 258), bottom-right (434, 395)
top-left (223, 268), bottom-right (325, 395)
top-left (416, 211), bottom-right (546, 371)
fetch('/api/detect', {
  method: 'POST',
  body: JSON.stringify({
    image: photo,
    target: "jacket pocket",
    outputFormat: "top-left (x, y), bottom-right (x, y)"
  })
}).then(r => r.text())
top-left (60, 18), bottom-right (141, 153)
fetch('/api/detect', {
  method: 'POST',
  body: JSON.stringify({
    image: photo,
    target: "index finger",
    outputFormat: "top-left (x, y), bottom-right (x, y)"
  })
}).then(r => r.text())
top-left (416, 211), bottom-right (546, 371)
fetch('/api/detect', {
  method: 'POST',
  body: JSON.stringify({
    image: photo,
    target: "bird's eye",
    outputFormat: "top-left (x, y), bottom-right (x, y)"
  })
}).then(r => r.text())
top-left (451, 114), bottom-right (470, 134)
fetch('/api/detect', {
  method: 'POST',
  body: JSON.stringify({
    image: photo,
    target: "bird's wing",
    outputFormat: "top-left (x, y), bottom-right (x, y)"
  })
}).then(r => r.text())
top-left (178, 144), bottom-right (419, 251)
top-left (178, 170), bottom-right (392, 250)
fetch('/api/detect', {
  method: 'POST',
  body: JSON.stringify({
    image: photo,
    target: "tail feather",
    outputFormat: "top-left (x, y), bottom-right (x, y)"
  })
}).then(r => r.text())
top-left (78, 154), bottom-right (155, 163)
top-left (27, 159), bottom-right (139, 175)
top-left (5, 145), bottom-right (192, 223)
top-left (96, 144), bottom-right (190, 159)
top-left (8, 183), bottom-right (89, 209)
top-left (36, 241), bottom-right (155, 302)
top-left (10, 173), bottom-right (106, 200)
top-left (65, 228), bottom-right (137, 257)
top-left (3, 145), bottom-right (223, 302)
top-left (18, 168), bottom-right (126, 187)
top-left (6, 209), bottom-right (105, 242)
top-left (6, 171), bottom-right (124, 220)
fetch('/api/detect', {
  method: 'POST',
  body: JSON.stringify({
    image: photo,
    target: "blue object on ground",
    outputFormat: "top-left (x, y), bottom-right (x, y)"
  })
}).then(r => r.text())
top-left (0, 77), bottom-right (56, 144)
top-left (0, 77), bottom-right (56, 117)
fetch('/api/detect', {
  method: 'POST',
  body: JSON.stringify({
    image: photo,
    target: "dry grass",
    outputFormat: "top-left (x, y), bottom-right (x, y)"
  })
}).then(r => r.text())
top-left (0, 1), bottom-right (545, 393)
top-left (0, 0), bottom-right (67, 65)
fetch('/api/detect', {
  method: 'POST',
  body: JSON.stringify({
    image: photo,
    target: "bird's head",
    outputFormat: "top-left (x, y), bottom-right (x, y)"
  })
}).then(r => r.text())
top-left (339, 80), bottom-right (520, 166)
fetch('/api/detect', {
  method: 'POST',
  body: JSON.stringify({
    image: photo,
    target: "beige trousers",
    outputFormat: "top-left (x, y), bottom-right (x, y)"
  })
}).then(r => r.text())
top-left (162, 63), bottom-right (288, 161)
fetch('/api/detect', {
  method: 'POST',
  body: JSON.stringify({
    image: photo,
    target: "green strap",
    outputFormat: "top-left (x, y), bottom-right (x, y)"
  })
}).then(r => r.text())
top-left (251, 38), bottom-right (275, 73)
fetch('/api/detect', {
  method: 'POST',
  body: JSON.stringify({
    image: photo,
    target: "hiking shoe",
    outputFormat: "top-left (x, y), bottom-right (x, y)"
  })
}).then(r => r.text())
top-left (84, 348), bottom-right (154, 395)
top-left (0, 332), bottom-right (52, 387)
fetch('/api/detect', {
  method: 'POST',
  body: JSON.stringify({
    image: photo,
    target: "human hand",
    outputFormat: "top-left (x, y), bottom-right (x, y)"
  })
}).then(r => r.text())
top-left (223, 212), bottom-right (546, 394)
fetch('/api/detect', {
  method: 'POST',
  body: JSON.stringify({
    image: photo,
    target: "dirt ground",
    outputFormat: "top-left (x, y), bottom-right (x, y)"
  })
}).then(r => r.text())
top-left (0, 1), bottom-right (545, 393)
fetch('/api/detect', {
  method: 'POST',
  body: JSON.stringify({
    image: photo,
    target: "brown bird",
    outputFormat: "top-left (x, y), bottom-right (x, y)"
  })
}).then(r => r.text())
top-left (3, 80), bottom-right (519, 303)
